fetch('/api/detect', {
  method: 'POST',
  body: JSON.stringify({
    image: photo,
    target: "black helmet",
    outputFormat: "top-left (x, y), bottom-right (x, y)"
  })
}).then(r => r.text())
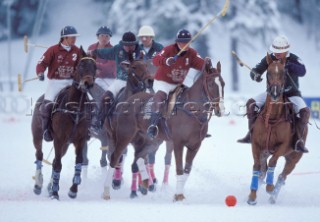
top-left (96, 26), bottom-right (112, 37)
top-left (176, 29), bottom-right (192, 43)
top-left (121, 31), bottom-right (138, 46)
top-left (60, 26), bottom-right (80, 38)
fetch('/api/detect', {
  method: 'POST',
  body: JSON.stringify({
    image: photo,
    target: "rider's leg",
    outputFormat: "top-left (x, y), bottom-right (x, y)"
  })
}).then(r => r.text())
top-left (40, 99), bottom-right (54, 142)
top-left (147, 90), bottom-right (167, 139)
top-left (289, 96), bottom-right (310, 153)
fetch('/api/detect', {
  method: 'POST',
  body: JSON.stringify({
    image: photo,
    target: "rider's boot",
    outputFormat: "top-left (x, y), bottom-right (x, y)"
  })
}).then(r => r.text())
top-left (90, 90), bottom-right (114, 135)
top-left (40, 100), bottom-right (54, 142)
top-left (237, 98), bottom-right (258, 144)
top-left (294, 107), bottom-right (310, 153)
top-left (147, 91), bottom-right (167, 139)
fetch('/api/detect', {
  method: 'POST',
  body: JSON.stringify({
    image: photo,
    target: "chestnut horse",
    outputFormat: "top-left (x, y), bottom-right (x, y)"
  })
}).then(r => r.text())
top-left (102, 61), bottom-right (225, 201)
top-left (32, 52), bottom-right (96, 200)
top-left (247, 53), bottom-right (306, 205)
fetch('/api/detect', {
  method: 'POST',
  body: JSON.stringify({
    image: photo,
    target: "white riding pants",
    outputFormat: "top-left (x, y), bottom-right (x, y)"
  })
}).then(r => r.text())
top-left (95, 77), bottom-right (115, 91)
top-left (44, 79), bottom-right (73, 101)
top-left (153, 80), bottom-right (178, 95)
top-left (107, 79), bottom-right (126, 96)
top-left (253, 92), bottom-right (307, 114)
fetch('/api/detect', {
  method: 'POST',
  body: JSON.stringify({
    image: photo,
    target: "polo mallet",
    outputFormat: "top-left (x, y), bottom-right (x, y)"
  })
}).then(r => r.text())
top-left (24, 35), bottom-right (48, 53)
top-left (17, 73), bottom-right (39, 92)
top-left (231, 51), bottom-right (261, 80)
top-left (174, 0), bottom-right (230, 60)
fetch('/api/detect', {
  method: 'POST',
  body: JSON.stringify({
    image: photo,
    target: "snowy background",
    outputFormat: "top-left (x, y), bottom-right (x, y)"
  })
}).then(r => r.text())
top-left (0, 0), bottom-right (319, 221)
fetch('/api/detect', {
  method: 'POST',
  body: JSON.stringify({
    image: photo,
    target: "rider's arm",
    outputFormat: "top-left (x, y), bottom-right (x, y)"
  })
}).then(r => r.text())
top-left (287, 55), bottom-right (306, 77)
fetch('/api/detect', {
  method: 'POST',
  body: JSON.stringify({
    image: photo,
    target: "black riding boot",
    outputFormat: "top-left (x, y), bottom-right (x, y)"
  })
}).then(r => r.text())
top-left (147, 91), bottom-right (167, 139)
top-left (90, 90), bottom-right (114, 135)
top-left (40, 100), bottom-right (54, 142)
top-left (147, 112), bottom-right (161, 139)
top-left (237, 98), bottom-right (258, 144)
top-left (294, 107), bottom-right (310, 153)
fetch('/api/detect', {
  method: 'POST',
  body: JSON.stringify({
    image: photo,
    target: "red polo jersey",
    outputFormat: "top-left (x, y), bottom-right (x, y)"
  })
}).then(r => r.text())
top-left (87, 42), bottom-right (116, 78)
top-left (153, 43), bottom-right (205, 84)
top-left (36, 44), bottom-right (82, 79)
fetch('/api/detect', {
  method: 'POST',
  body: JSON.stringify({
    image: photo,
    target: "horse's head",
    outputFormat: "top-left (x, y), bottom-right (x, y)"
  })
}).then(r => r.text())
top-left (73, 46), bottom-right (97, 92)
top-left (266, 53), bottom-right (286, 102)
top-left (121, 60), bottom-right (153, 93)
top-left (203, 59), bottom-right (225, 117)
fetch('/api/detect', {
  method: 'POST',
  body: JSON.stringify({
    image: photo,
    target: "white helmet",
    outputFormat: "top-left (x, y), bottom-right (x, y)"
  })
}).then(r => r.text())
top-left (138, 25), bottom-right (155, 37)
top-left (269, 35), bottom-right (290, 53)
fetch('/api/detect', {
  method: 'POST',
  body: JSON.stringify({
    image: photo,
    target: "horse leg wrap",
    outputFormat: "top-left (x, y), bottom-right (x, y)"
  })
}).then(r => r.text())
top-left (131, 172), bottom-right (139, 191)
top-left (73, 163), bottom-right (82, 185)
top-left (35, 160), bottom-right (42, 170)
top-left (250, 170), bottom-right (261, 191)
top-left (176, 174), bottom-right (189, 195)
top-left (137, 158), bottom-right (148, 181)
top-left (52, 170), bottom-right (60, 192)
top-left (163, 165), bottom-right (170, 184)
top-left (35, 169), bottom-right (43, 187)
top-left (104, 167), bottom-right (115, 190)
top-left (266, 167), bottom-right (275, 185)
top-left (113, 167), bottom-right (122, 180)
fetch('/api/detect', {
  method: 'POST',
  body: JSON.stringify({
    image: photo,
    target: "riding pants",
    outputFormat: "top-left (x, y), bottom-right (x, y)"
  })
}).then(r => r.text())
top-left (44, 79), bottom-right (73, 101)
top-left (253, 92), bottom-right (307, 113)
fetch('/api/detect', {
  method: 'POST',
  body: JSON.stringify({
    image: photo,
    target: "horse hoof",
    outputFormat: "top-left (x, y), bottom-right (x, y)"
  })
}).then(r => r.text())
top-left (112, 180), bottom-right (122, 190)
top-left (148, 184), bottom-right (156, 192)
top-left (130, 191), bottom-right (138, 199)
top-left (247, 199), bottom-right (257, 205)
top-left (33, 185), bottom-right (42, 195)
top-left (50, 194), bottom-right (59, 201)
top-left (269, 196), bottom-right (276, 204)
top-left (102, 193), bottom-right (111, 200)
top-left (174, 194), bottom-right (185, 202)
top-left (139, 185), bottom-right (148, 195)
top-left (68, 190), bottom-right (77, 199)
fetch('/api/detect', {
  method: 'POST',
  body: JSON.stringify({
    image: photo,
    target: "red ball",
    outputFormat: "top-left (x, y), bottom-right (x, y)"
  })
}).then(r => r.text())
top-left (225, 195), bottom-right (237, 207)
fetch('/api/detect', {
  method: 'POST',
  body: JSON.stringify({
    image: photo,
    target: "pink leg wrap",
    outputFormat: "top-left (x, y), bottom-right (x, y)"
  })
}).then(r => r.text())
top-left (138, 173), bottom-right (142, 185)
top-left (113, 167), bottom-right (122, 180)
top-left (148, 164), bottom-right (155, 181)
top-left (163, 165), bottom-right (170, 184)
top-left (131, 172), bottom-right (138, 191)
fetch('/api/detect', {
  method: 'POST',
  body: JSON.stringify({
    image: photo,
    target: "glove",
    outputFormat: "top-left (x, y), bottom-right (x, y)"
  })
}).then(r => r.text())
top-left (285, 61), bottom-right (294, 73)
top-left (37, 72), bottom-right (44, 81)
top-left (166, 57), bottom-right (175, 66)
top-left (250, 71), bottom-right (262, 82)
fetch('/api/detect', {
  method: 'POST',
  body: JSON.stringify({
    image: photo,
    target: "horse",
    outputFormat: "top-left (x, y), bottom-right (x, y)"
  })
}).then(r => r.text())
top-left (102, 60), bottom-right (225, 201)
top-left (247, 53), bottom-right (306, 205)
top-left (32, 50), bottom-right (96, 200)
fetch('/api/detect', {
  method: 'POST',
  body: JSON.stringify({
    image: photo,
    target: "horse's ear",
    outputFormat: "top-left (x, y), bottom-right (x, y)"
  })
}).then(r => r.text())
top-left (80, 46), bottom-right (87, 57)
top-left (217, 61), bottom-right (221, 74)
top-left (266, 52), bottom-right (272, 65)
top-left (120, 60), bottom-right (130, 71)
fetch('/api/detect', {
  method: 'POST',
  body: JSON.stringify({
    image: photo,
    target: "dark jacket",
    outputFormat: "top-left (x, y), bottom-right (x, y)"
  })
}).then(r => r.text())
top-left (94, 42), bottom-right (141, 81)
top-left (140, 40), bottom-right (163, 59)
top-left (252, 53), bottom-right (306, 97)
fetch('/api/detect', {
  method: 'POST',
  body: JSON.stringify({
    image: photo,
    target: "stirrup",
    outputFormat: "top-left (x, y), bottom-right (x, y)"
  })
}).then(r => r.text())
top-left (147, 125), bottom-right (158, 139)
top-left (294, 140), bottom-right (309, 153)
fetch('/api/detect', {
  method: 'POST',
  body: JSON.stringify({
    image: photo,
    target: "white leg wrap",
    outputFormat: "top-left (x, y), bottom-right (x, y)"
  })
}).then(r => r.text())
top-left (103, 167), bottom-right (115, 196)
top-left (137, 158), bottom-right (148, 181)
top-left (35, 169), bottom-right (43, 187)
top-left (176, 174), bottom-right (189, 195)
top-left (104, 167), bottom-right (115, 186)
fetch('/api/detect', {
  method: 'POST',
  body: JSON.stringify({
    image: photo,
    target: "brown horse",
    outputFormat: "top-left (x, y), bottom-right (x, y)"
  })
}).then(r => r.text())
top-left (247, 53), bottom-right (306, 205)
top-left (32, 51), bottom-right (96, 200)
top-left (102, 60), bottom-right (225, 201)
